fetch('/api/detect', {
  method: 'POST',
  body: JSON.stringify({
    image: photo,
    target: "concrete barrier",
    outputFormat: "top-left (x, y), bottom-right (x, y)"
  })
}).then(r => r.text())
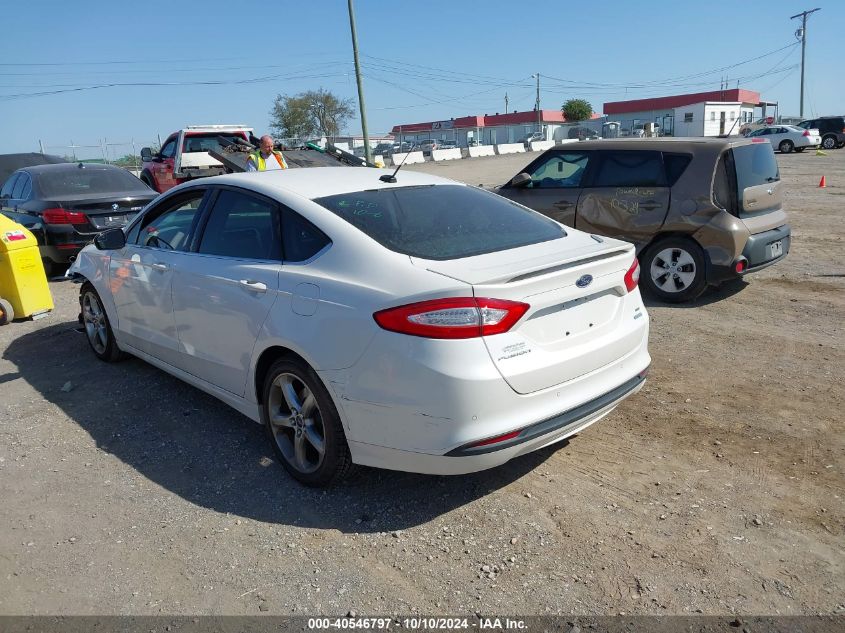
top-left (431, 148), bottom-right (462, 162)
top-left (389, 151), bottom-right (425, 165)
top-left (529, 140), bottom-right (555, 152)
top-left (468, 145), bottom-right (495, 158)
top-left (556, 139), bottom-right (580, 146)
top-left (495, 143), bottom-right (526, 155)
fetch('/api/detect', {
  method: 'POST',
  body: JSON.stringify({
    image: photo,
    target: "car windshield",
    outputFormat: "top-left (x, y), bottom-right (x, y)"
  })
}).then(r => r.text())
top-left (182, 133), bottom-right (246, 153)
top-left (37, 168), bottom-right (152, 197)
top-left (314, 184), bottom-right (565, 260)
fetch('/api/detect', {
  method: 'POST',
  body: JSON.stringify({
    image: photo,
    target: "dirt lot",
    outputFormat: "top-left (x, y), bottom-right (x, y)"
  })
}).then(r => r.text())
top-left (1, 148), bottom-right (843, 617)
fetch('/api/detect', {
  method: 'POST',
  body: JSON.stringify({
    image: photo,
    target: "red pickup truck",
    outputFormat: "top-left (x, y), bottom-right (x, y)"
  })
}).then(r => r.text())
top-left (139, 125), bottom-right (253, 193)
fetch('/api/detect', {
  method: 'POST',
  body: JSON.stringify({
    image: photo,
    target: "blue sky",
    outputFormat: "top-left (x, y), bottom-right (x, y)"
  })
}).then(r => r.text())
top-left (1, 0), bottom-right (842, 158)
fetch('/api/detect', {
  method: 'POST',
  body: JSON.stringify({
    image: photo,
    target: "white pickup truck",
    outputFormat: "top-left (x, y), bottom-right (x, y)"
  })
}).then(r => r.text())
top-left (139, 124), bottom-right (253, 193)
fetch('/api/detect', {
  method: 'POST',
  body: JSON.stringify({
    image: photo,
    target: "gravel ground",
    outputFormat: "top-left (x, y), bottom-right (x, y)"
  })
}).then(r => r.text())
top-left (1, 147), bottom-right (843, 617)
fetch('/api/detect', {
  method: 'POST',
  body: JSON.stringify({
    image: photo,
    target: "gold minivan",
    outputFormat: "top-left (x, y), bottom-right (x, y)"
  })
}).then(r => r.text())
top-left (498, 137), bottom-right (790, 302)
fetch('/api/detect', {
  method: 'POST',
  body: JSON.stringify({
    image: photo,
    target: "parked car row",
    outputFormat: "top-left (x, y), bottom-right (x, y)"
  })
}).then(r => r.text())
top-left (4, 135), bottom-right (793, 489)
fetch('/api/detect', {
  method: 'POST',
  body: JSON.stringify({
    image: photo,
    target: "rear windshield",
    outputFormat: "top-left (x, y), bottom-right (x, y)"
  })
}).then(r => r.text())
top-left (37, 168), bottom-right (152, 197)
top-left (733, 143), bottom-right (780, 196)
top-left (182, 133), bottom-right (247, 153)
top-left (314, 184), bottom-right (565, 260)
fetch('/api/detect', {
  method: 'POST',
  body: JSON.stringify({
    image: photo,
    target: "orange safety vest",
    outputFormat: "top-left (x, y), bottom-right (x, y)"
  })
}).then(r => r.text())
top-left (248, 149), bottom-right (288, 171)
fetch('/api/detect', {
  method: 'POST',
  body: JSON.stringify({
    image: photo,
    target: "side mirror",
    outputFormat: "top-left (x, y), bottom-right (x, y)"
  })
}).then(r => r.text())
top-left (509, 173), bottom-right (532, 188)
top-left (94, 228), bottom-right (127, 251)
top-left (140, 147), bottom-right (153, 162)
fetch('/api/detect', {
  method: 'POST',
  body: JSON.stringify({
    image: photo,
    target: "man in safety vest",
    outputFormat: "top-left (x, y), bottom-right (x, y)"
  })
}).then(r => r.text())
top-left (246, 135), bottom-right (288, 171)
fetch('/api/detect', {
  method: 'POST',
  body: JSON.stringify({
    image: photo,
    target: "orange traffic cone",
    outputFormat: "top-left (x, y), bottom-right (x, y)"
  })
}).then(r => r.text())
top-left (819, 175), bottom-right (826, 188)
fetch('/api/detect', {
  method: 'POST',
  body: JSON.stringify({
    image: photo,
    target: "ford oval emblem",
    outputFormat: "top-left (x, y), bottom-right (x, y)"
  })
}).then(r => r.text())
top-left (576, 274), bottom-right (593, 288)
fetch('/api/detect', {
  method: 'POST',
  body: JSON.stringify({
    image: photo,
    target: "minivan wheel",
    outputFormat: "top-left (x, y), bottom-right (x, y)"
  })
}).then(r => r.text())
top-left (822, 135), bottom-right (837, 150)
top-left (641, 238), bottom-right (707, 303)
top-left (262, 358), bottom-right (355, 487)
top-left (778, 140), bottom-right (794, 153)
top-left (80, 283), bottom-right (123, 361)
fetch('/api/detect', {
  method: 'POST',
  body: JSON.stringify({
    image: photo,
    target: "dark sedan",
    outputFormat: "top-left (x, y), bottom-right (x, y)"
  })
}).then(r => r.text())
top-left (0, 163), bottom-right (156, 275)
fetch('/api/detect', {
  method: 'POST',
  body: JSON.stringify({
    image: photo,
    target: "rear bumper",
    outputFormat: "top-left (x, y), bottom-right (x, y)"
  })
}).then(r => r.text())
top-left (741, 224), bottom-right (790, 273)
top-left (709, 224), bottom-right (791, 283)
top-left (347, 370), bottom-right (647, 476)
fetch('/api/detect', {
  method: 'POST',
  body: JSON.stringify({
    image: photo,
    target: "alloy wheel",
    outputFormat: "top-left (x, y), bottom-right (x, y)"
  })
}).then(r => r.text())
top-left (267, 372), bottom-right (326, 474)
top-left (82, 291), bottom-right (109, 355)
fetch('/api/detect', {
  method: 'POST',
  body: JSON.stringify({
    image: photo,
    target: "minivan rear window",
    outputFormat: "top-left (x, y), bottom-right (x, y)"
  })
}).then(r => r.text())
top-left (314, 185), bottom-right (565, 260)
top-left (733, 143), bottom-right (779, 199)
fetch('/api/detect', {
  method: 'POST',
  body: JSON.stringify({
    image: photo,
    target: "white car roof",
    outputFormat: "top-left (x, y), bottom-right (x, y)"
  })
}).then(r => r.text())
top-left (204, 166), bottom-right (464, 200)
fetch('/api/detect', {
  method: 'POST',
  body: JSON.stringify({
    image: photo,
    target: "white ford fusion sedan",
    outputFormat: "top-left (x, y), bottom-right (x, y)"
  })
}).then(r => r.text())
top-left (69, 167), bottom-right (650, 486)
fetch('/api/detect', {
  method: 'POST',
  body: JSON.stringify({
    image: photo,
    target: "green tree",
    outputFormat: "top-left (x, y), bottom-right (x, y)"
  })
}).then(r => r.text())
top-left (112, 154), bottom-right (141, 168)
top-left (562, 98), bottom-right (593, 122)
top-left (269, 88), bottom-right (355, 140)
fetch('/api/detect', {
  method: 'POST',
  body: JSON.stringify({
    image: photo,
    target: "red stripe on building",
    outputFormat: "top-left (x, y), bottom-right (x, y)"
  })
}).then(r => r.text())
top-left (390, 110), bottom-right (598, 134)
top-left (603, 89), bottom-right (761, 115)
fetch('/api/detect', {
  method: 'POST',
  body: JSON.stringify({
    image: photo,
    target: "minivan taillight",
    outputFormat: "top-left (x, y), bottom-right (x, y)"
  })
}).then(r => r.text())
top-left (624, 258), bottom-right (640, 293)
top-left (374, 297), bottom-right (530, 339)
top-left (42, 208), bottom-right (88, 225)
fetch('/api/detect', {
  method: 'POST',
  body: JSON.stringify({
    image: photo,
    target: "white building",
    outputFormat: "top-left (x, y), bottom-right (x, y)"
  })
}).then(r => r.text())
top-left (603, 89), bottom-right (772, 137)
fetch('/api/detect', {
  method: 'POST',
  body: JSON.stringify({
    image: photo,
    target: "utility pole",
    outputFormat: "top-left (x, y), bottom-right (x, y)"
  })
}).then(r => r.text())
top-left (791, 7), bottom-right (820, 118)
top-left (347, 0), bottom-right (371, 164)
top-left (532, 73), bottom-right (541, 133)
top-left (505, 92), bottom-right (509, 114)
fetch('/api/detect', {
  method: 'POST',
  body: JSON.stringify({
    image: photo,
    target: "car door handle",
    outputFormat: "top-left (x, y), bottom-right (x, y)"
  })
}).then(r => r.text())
top-left (553, 201), bottom-right (574, 209)
top-left (639, 201), bottom-right (662, 211)
top-left (151, 262), bottom-right (169, 272)
top-left (239, 279), bottom-right (267, 293)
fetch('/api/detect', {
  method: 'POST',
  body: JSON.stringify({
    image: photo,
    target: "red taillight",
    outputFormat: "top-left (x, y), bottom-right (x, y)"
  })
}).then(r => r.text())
top-left (802, 130), bottom-right (811, 137)
top-left (374, 297), bottom-right (529, 339)
top-left (624, 258), bottom-right (640, 293)
top-left (42, 208), bottom-right (88, 225)
top-left (751, 137), bottom-right (769, 143)
top-left (469, 429), bottom-right (522, 448)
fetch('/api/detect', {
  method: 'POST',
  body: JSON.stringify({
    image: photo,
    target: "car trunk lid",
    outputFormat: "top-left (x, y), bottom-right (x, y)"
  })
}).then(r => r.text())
top-left (412, 233), bottom-right (641, 394)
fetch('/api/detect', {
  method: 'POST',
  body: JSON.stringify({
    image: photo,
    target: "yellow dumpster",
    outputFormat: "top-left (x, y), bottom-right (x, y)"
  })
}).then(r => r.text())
top-left (0, 214), bottom-right (53, 324)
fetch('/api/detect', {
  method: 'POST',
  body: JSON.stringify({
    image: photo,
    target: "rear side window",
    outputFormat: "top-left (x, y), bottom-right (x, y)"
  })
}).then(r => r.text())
top-left (662, 154), bottom-right (692, 186)
top-left (199, 190), bottom-right (281, 260)
top-left (314, 185), bottom-right (564, 260)
top-left (11, 173), bottom-right (29, 199)
top-left (712, 152), bottom-right (737, 216)
top-left (733, 143), bottom-right (779, 196)
top-left (593, 151), bottom-right (665, 187)
top-left (1, 173), bottom-right (19, 198)
top-left (282, 208), bottom-right (330, 262)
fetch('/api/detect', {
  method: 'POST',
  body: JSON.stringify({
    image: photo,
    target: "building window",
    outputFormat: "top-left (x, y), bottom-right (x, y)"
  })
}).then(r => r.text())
top-left (684, 112), bottom-right (693, 123)
top-left (730, 112), bottom-right (736, 120)
top-left (711, 112), bottom-right (716, 121)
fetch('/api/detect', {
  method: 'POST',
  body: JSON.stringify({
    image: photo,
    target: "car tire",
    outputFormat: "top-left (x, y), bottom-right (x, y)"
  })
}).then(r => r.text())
top-left (0, 298), bottom-right (14, 325)
top-left (640, 237), bottom-right (707, 303)
top-left (822, 135), bottom-right (837, 150)
top-left (80, 282), bottom-right (123, 362)
top-left (779, 140), bottom-right (794, 154)
top-left (262, 357), bottom-right (356, 487)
